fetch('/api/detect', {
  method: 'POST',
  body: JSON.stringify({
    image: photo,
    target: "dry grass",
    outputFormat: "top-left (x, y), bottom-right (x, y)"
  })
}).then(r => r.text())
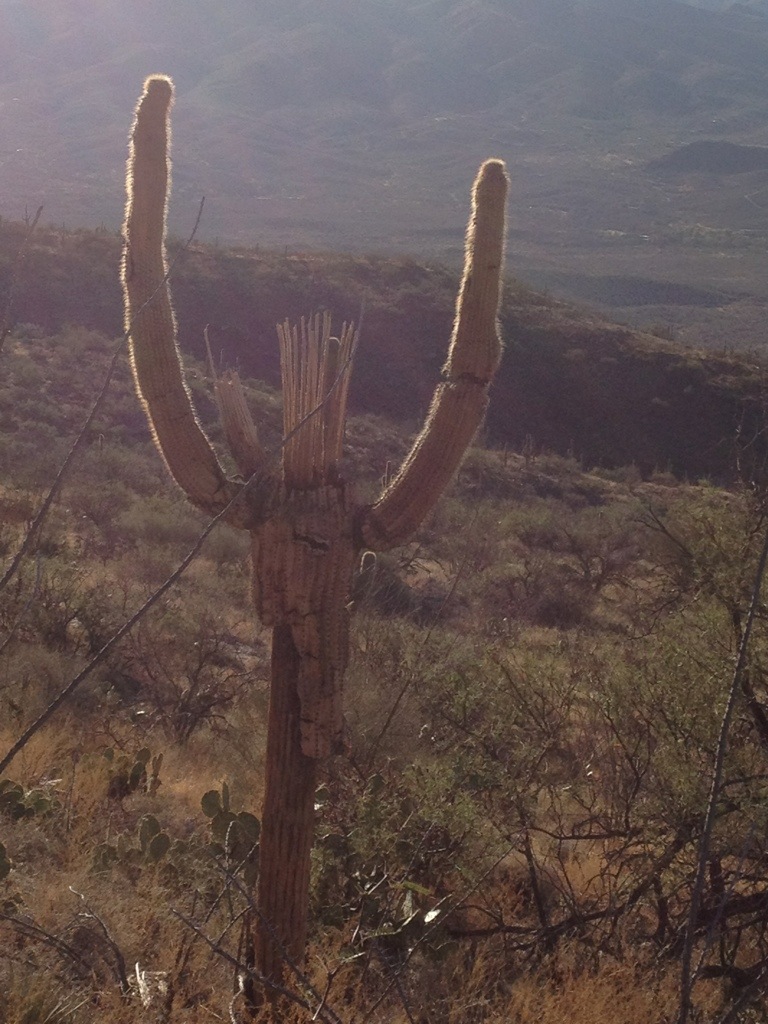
top-left (492, 960), bottom-right (686, 1024)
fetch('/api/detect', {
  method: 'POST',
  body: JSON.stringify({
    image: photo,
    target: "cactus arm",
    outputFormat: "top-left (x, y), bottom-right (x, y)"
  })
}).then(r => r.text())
top-left (215, 371), bottom-right (267, 479)
top-left (203, 325), bottom-right (268, 480)
top-left (210, 355), bottom-right (270, 481)
top-left (122, 75), bottom-right (245, 518)
top-left (359, 159), bottom-right (508, 550)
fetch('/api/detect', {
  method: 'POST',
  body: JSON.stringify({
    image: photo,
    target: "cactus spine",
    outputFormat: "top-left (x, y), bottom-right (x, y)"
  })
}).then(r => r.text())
top-left (122, 75), bottom-right (508, 1002)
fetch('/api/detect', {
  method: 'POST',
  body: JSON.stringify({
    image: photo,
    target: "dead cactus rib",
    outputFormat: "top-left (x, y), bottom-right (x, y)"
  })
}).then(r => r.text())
top-left (278, 314), bottom-right (357, 490)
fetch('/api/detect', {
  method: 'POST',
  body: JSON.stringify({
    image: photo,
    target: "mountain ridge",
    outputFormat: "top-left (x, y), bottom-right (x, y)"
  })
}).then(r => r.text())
top-left (1, 217), bottom-right (765, 484)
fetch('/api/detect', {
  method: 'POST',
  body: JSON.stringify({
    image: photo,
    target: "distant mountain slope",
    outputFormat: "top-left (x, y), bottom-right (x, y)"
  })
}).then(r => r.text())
top-left (3, 0), bottom-right (768, 349)
top-left (681, 1), bottom-right (768, 10)
top-left (648, 140), bottom-right (768, 173)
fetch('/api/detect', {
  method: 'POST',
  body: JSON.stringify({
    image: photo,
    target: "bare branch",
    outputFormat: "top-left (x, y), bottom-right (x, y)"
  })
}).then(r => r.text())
top-left (679, 525), bottom-right (768, 1024)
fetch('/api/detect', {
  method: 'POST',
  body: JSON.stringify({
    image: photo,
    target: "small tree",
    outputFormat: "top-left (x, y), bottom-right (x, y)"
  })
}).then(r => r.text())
top-left (122, 75), bottom-right (508, 1000)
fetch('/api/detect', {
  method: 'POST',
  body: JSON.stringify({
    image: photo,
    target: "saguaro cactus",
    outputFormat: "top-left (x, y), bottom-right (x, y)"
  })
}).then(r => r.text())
top-left (122, 75), bottom-right (508, 999)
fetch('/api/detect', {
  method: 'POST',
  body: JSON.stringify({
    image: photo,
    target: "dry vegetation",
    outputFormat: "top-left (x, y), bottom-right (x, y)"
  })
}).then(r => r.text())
top-left (3, 287), bottom-right (768, 1021)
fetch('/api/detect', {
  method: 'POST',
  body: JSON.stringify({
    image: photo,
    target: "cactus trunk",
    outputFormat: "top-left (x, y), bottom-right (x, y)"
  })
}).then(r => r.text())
top-left (253, 622), bottom-right (317, 995)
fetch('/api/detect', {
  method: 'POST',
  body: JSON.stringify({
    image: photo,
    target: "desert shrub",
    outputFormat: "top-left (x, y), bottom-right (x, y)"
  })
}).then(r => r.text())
top-left (118, 493), bottom-right (205, 551)
top-left (117, 602), bottom-right (255, 743)
top-left (593, 462), bottom-right (643, 486)
top-left (2, 644), bottom-right (86, 719)
top-left (507, 501), bottom-right (568, 550)
top-left (331, 476), bottom-right (768, 1022)
top-left (557, 504), bottom-right (645, 592)
top-left (484, 565), bottom-right (573, 633)
top-left (313, 753), bottom-right (489, 971)
top-left (69, 479), bottom-right (133, 545)
top-left (1, 428), bottom-right (70, 489)
top-left (422, 494), bottom-right (513, 582)
top-left (352, 552), bottom-right (421, 618)
top-left (0, 524), bottom-right (15, 559)
top-left (20, 558), bottom-right (118, 654)
top-left (455, 446), bottom-right (522, 500)
top-left (69, 441), bottom-right (166, 498)
top-left (478, 500), bottom-right (646, 631)
top-left (648, 468), bottom-right (679, 487)
top-left (200, 521), bottom-right (249, 570)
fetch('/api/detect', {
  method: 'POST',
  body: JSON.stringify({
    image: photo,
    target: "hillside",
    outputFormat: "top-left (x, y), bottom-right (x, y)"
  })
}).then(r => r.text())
top-left (4, 265), bottom-right (768, 1020)
top-left (1, 219), bottom-right (766, 484)
top-left (4, 1), bottom-right (768, 349)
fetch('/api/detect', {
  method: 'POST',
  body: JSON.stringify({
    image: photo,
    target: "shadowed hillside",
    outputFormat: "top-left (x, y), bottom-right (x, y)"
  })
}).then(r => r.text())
top-left (1, 219), bottom-right (766, 482)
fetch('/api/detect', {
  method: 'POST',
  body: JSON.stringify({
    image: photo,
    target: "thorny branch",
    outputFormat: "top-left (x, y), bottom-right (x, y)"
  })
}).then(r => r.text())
top-left (678, 524), bottom-right (768, 1024)
top-left (0, 555), bottom-right (41, 657)
top-left (69, 887), bottom-right (131, 995)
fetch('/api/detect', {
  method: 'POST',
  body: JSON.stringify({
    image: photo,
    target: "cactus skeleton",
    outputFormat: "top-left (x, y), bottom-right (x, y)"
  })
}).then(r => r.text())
top-left (123, 74), bottom-right (508, 997)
